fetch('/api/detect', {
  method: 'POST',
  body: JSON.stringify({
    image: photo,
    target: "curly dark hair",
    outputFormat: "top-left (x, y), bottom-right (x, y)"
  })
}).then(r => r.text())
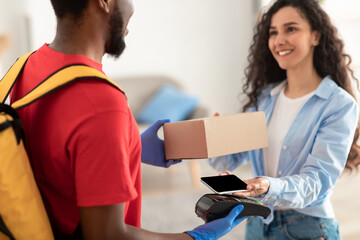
top-left (50, 0), bottom-right (89, 19)
top-left (242, 0), bottom-right (360, 171)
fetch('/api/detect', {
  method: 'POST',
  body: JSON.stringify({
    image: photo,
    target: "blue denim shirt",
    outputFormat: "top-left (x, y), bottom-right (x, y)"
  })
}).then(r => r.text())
top-left (208, 76), bottom-right (359, 223)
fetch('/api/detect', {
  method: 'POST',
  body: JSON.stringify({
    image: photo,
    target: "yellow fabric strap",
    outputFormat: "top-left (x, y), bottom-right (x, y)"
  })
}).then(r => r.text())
top-left (11, 65), bottom-right (123, 110)
top-left (0, 52), bottom-right (33, 102)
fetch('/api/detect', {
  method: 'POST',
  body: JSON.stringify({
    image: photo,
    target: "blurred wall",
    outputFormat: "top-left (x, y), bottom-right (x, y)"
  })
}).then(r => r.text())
top-left (322, 0), bottom-right (360, 79)
top-left (0, 0), bottom-right (31, 74)
top-left (1, 0), bottom-right (256, 115)
top-left (102, 0), bottom-right (256, 115)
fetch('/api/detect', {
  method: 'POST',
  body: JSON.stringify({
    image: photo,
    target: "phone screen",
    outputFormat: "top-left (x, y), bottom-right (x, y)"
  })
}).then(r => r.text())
top-left (200, 175), bottom-right (247, 194)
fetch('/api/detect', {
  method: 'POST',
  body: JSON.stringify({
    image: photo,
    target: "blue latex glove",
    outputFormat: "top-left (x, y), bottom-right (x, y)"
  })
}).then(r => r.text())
top-left (141, 119), bottom-right (182, 168)
top-left (186, 205), bottom-right (245, 240)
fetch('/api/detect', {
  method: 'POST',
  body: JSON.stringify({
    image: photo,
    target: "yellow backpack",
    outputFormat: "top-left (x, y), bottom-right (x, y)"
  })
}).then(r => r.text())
top-left (0, 52), bottom-right (123, 239)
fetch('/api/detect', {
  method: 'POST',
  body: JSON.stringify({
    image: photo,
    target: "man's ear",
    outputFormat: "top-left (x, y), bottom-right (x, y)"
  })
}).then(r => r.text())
top-left (312, 31), bottom-right (321, 46)
top-left (98, 0), bottom-right (110, 13)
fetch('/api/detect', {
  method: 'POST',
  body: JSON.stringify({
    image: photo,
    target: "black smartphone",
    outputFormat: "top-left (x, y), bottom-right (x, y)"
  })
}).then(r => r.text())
top-left (200, 175), bottom-right (248, 194)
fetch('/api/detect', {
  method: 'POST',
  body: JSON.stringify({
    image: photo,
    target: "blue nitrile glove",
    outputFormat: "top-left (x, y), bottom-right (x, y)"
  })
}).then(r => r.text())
top-left (141, 119), bottom-right (182, 168)
top-left (185, 205), bottom-right (245, 240)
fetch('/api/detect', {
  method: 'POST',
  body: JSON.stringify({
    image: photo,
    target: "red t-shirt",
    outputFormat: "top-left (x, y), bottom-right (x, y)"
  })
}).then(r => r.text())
top-left (10, 44), bottom-right (142, 234)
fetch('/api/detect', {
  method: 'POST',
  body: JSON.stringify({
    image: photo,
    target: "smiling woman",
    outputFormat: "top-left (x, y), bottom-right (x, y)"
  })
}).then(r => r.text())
top-left (268, 7), bottom-right (320, 74)
top-left (207, 0), bottom-right (360, 239)
top-left (267, 6), bottom-right (322, 98)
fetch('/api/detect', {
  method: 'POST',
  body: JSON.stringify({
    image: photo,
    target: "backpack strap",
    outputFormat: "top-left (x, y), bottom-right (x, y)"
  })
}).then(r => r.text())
top-left (0, 51), bottom-right (35, 103)
top-left (11, 64), bottom-right (124, 110)
top-left (0, 52), bottom-right (124, 110)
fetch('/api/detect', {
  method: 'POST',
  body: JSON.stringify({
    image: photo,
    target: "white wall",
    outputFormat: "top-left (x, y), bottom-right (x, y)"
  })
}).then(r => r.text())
top-left (27, 0), bottom-right (56, 49)
top-left (0, 0), bottom-right (31, 74)
top-left (322, 0), bottom-right (360, 76)
top-left (1, 0), bottom-right (255, 114)
top-left (102, 0), bottom-right (255, 114)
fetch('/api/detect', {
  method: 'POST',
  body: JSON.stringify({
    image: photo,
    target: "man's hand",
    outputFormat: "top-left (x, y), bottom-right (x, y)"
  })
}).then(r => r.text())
top-left (141, 119), bottom-right (182, 168)
top-left (186, 205), bottom-right (245, 240)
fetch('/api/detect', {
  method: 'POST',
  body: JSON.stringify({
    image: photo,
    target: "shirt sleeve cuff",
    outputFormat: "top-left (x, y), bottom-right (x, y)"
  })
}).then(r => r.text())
top-left (260, 176), bottom-right (284, 204)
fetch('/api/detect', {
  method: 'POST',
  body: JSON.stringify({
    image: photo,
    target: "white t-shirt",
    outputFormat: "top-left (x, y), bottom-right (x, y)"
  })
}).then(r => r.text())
top-left (263, 84), bottom-right (315, 177)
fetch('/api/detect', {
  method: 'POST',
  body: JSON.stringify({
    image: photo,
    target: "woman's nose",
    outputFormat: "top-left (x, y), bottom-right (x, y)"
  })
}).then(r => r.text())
top-left (274, 33), bottom-right (286, 46)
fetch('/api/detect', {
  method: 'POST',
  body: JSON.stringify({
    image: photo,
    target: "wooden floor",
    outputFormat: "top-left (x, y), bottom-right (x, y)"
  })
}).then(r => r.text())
top-left (141, 160), bottom-right (360, 239)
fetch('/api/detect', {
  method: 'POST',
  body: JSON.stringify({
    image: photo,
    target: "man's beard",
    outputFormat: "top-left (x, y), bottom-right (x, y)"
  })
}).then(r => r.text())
top-left (105, 3), bottom-right (126, 58)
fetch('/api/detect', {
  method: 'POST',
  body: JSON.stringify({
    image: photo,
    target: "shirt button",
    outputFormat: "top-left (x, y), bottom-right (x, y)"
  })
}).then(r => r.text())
top-left (282, 145), bottom-right (287, 150)
top-left (278, 171), bottom-right (282, 175)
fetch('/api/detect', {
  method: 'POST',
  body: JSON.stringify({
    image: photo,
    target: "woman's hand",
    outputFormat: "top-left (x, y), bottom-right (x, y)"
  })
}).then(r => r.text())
top-left (223, 170), bottom-right (270, 198)
top-left (233, 177), bottom-right (270, 198)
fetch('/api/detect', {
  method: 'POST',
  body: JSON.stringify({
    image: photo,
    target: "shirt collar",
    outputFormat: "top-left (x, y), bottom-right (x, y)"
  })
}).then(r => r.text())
top-left (314, 76), bottom-right (336, 100)
top-left (270, 80), bottom-right (287, 96)
top-left (269, 75), bottom-right (335, 99)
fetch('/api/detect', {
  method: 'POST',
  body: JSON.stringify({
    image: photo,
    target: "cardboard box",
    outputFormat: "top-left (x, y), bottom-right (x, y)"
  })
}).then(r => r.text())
top-left (164, 112), bottom-right (268, 160)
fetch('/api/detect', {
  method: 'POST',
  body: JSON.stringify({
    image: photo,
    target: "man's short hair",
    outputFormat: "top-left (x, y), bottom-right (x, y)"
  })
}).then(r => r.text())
top-left (50, 0), bottom-right (89, 19)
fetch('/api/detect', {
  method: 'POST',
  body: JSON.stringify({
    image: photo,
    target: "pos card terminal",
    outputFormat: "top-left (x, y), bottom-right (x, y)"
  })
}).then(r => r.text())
top-left (195, 194), bottom-right (271, 223)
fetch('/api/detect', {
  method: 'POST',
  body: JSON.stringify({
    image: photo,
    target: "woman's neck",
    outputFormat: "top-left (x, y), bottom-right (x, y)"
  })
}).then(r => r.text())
top-left (285, 66), bottom-right (322, 99)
